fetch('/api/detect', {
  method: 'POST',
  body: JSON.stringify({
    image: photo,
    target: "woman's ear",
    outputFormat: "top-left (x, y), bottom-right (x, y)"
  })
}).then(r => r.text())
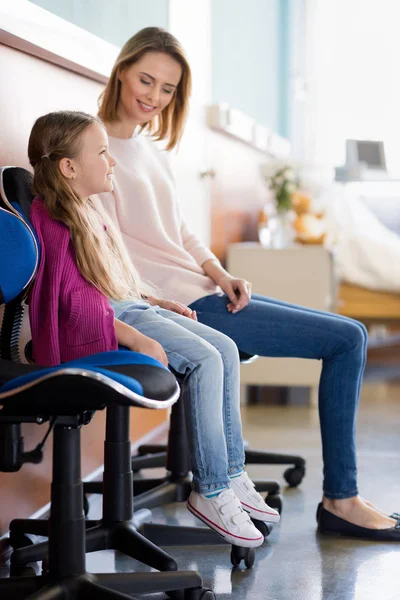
top-left (58, 157), bottom-right (76, 180)
top-left (117, 67), bottom-right (124, 83)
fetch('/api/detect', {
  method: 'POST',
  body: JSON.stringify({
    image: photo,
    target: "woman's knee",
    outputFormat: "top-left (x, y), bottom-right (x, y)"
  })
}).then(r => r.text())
top-left (353, 319), bottom-right (368, 344)
top-left (340, 320), bottom-right (367, 353)
top-left (334, 313), bottom-right (368, 345)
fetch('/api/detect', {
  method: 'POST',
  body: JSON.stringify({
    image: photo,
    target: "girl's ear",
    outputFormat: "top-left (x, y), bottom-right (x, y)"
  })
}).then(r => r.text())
top-left (58, 158), bottom-right (76, 180)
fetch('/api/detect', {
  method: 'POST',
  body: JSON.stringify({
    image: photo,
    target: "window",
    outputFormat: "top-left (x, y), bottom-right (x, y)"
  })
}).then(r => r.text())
top-left (305, 0), bottom-right (400, 173)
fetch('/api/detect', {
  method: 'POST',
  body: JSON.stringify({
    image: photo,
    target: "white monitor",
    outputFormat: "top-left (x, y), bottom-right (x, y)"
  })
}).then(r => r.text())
top-left (346, 139), bottom-right (387, 172)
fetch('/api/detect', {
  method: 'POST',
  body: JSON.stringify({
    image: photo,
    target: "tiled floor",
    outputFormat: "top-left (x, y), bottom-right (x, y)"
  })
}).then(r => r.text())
top-left (1, 373), bottom-right (400, 599)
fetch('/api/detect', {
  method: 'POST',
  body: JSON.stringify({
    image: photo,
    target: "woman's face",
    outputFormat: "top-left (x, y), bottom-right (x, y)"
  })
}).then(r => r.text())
top-left (118, 51), bottom-right (182, 126)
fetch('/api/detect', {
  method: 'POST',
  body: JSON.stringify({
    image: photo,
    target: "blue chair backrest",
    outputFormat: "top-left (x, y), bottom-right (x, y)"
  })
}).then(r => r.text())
top-left (0, 208), bottom-right (37, 304)
top-left (0, 167), bottom-right (38, 363)
top-left (0, 167), bottom-right (38, 304)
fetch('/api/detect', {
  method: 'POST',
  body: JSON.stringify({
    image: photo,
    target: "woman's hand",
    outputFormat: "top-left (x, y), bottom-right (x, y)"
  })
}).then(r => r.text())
top-left (217, 276), bottom-right (252, 313)
top-left (128, 332), bottom-right (168, 367)
top-left (201, 260), bottom-right (252, 313)
top-left (152, 298), bottom-right (197, 321)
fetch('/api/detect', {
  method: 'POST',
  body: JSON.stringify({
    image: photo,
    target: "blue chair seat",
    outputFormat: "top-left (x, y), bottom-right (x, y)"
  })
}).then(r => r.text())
top-left (0, 351), bottom-right (179, 416)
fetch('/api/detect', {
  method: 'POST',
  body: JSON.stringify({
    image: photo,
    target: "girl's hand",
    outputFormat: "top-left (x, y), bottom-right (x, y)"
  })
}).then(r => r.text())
top-left (154, 298), bottom-right (197, 321)
top-left (129, 332), bottom-right (168, 367)
top-left (217, 276), bottom-right (252, 313)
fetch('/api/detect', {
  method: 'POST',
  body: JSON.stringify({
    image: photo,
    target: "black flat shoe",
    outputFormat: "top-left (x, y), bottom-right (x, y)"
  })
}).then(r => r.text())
top-left (318, 506), bottom-right (400, 541)
top-left (316, 502), bottom-right (400, 523)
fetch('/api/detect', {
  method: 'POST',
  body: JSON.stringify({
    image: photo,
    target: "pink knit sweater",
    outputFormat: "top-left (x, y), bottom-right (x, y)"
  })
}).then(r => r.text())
top-left (29, 198), bottom-right (117, 366)
top-left (98, 135), bottom-right (219, 306)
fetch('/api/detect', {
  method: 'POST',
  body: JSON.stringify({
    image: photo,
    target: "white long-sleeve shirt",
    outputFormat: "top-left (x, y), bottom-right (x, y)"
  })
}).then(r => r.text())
top-left (99, 134), bottom-right (219, 306)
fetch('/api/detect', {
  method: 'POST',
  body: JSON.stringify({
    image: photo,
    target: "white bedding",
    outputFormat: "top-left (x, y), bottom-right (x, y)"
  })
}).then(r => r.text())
top-left (323, 184), bottom-right (400, 293)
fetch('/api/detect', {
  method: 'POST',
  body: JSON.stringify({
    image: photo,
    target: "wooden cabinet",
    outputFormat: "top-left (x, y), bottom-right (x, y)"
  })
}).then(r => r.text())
top-left (227, 243), bottom-right (337, 401)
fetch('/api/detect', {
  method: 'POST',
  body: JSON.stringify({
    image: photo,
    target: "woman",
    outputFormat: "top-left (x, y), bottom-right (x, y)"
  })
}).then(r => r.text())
top-left (98, 27), bottom-right (400, 540)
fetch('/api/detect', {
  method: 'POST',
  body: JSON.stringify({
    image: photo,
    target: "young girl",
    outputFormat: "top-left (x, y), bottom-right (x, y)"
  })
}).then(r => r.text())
top-left (97, 28), bottom-right (400, 541)
top-left (28, 110), bottom-right (279, 549)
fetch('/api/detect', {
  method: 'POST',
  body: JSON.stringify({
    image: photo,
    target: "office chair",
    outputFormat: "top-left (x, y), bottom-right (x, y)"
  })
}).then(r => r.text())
top-left (81, 325), bottom-right (307, 561)
top-left (1, 166), bottom-right (257, 570)
top-left (0, 195), bottom-right (214, 599)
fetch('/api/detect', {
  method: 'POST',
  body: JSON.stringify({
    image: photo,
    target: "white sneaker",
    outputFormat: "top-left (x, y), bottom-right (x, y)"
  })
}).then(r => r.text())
top-left (186, 488), bottom-right (264, 548)
top-left (230, 471), bottom-right (280, 523)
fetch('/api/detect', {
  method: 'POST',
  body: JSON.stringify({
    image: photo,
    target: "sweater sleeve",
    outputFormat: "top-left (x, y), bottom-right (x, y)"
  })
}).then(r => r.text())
top-left (29, 203), bottom-right (69, 366)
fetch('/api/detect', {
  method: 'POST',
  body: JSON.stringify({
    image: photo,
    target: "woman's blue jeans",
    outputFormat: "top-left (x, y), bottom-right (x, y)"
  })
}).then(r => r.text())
top-left (189, 293), bottom-right (368, 499)
top-left (115, 302), bottom-right (245, 494)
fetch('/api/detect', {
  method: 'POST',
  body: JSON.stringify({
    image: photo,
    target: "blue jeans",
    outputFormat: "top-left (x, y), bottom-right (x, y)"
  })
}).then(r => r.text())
top-left (115, 302), bottom-right (245, 494)
top-left (189, 293), bottom-right (368, 499)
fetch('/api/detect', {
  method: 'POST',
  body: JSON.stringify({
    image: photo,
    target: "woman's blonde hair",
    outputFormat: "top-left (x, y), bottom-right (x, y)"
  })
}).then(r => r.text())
top-left (28, 110), bottom-right (145, 301)
top-left (98, 27), bottom-right (192, 150)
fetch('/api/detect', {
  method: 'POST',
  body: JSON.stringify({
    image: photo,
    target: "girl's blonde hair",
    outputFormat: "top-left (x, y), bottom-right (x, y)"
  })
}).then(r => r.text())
top-left (28, 110), bottom-right (145, 301)
top-left (98, 27), bottom-right (192, 151)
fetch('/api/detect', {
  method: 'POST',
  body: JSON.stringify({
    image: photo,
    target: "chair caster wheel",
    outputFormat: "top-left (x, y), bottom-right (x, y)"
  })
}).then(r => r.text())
top-left (230, 545), bottom-right (256, 568)
top-left (267, 493), bottom-right (283, 514)
top-left (284, 466), bottom-right (305, 487)
top-left (83, 494), bottom-right (90, 517)
top-left (251, 518), bottom-right (272, 537)
top-left (9, 532), bottom-right (34, 550)
top-left (9, 565), bottom-right (36, 577)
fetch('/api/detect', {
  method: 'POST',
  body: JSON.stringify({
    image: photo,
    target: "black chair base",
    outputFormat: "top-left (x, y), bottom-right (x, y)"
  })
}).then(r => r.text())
top-left (9, 401), bottom-right (256, 573)
top-left (9, 407), bottom-right (177, 571)
top-left (1, 571), bottom-right (211, 600)
top-left (10, 517), bottom-right (178, 574)
top-left (5, 407), bottom-right (215, 596)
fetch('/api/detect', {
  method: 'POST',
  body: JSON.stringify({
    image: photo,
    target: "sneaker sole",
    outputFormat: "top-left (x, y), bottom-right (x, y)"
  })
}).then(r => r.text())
top-left (240, 500), bottom-right (281, 524)
top-left (187, 499), bottom-right (264, 548)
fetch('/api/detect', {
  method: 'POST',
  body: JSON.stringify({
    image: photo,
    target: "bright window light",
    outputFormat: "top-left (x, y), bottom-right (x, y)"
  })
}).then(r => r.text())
top-left (307, 0), bottom-right (400, 174)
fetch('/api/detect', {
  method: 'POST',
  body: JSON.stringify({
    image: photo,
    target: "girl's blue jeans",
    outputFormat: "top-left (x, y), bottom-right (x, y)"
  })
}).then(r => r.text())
top-left (115, 302), bottom-right (244, 494)
top-left (189, 293), bottom-right (368, 500)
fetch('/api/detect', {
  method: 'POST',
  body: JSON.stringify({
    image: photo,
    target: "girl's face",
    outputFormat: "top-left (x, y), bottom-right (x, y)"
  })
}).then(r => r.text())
top-left (118, 51), bottom-right (182, 126)
top-left (60, 122), bottom-right (116, 197)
